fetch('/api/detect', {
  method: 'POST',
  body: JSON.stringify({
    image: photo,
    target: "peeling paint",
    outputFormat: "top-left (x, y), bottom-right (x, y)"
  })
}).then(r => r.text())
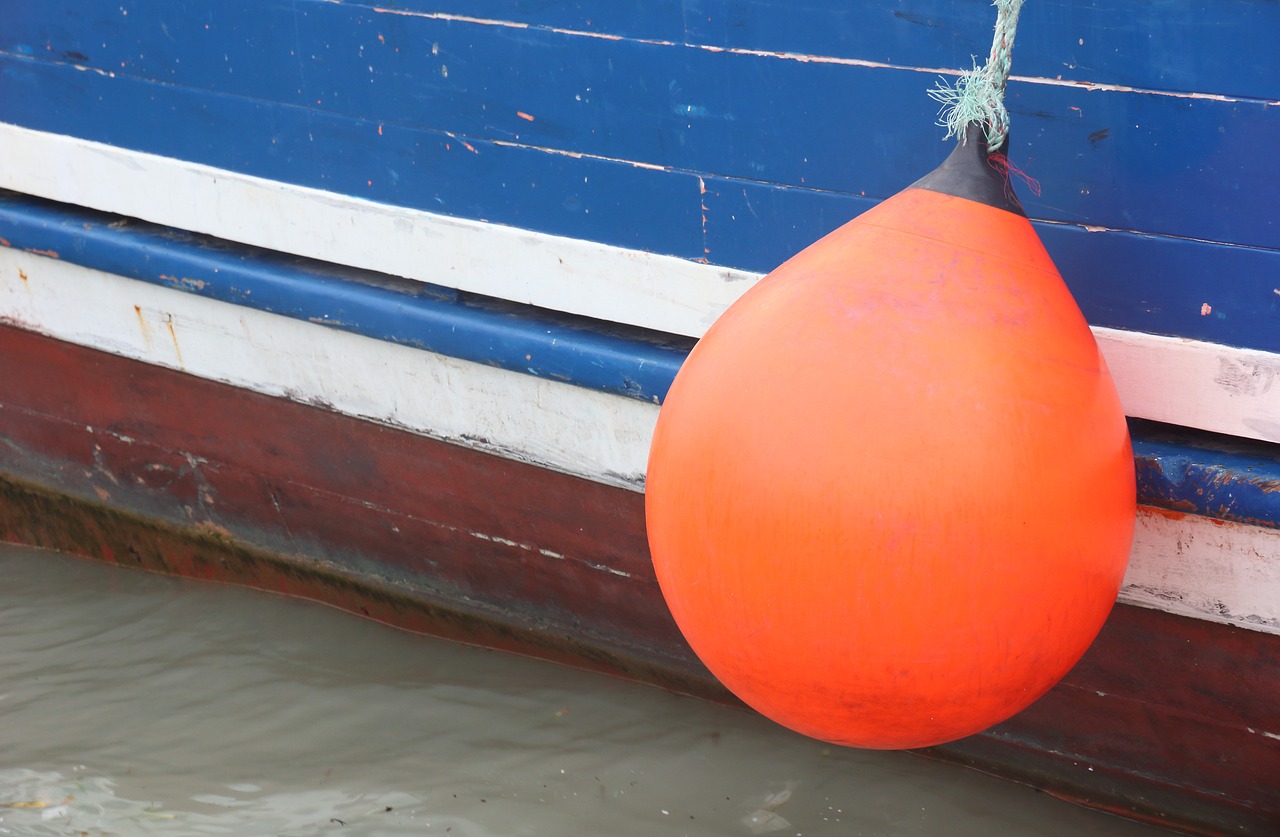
top-left (160, 274), bottom-right (209, 292)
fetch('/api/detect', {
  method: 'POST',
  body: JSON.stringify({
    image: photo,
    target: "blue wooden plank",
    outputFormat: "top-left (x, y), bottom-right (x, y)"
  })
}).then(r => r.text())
top-left (705, 178), bottom-right (1280, 353)
top-left (0, 55), bottom-right (705, 260)
top-left (682, 0), bottom-right (1280, 100)
top-left (1039, 226), bottom-right (1280, 352)
top-left (1132, 421), bottom-right (1280, 531)
top-left (0, 192), bottom-right (692, 405)
top-left (4, 2), bottom-right (1278, 250)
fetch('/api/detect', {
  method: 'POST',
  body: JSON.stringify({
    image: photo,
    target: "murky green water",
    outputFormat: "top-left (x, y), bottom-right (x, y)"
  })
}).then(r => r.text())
top-left (0, 545), bottom-right (1168, 836)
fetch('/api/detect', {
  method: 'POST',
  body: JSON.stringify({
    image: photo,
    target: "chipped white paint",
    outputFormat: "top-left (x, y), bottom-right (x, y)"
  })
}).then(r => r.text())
top-left (2, 123), bottom-right (1279, 444)
top-left (0, 249), bottom-right (658, 491)
top-left (1122, 508), bottom-right (1280, 636)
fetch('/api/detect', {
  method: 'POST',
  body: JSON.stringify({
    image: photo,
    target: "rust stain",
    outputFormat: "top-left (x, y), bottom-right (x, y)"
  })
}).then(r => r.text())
top-left (1139, 505), bottom-right (1189, 523)
top-left (17, 268), bottom-right (27, 282)
top-left (164, 315), bottom-right (185, 367)
top-left (133, 304), bottom-right (154, 350)
top-left (0, 237), bottom-right (11, 247)
top-left (1149, 498), bottom-right (1201, 514)
top-left (24, 248), bottom-right (59, 259)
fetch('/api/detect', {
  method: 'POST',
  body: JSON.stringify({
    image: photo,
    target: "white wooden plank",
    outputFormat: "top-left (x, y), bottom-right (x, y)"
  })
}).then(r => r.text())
top-left (1093, 327), bottom-right (1280, 443)
top-left (2, 123), bottom-right (1279, 443)
top-left (1122, 507), bottom-right (1280, 636)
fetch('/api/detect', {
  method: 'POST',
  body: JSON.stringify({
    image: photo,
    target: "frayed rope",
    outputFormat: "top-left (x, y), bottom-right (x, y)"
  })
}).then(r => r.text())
top-left (928, 0), bottom-right (1024, 152)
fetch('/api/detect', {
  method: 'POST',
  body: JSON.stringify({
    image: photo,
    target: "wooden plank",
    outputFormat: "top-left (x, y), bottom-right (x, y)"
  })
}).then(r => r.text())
top-left (1123, 508), bottom-right (1280, 634)
top-left (1133, 423), bottom-right (1280, 528)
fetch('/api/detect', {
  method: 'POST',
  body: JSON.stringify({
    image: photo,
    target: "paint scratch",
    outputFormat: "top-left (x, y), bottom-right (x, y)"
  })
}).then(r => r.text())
top-left (489, 139), bottom-right (665, 170)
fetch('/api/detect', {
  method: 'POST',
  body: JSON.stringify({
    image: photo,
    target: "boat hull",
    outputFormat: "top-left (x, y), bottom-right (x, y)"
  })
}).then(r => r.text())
top-left (2, 323), bottom-right (1277, 835)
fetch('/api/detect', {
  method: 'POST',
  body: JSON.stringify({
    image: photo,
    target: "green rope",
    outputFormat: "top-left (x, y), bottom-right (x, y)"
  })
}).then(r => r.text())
top-left (928, 0), bottom-right (1025, 151)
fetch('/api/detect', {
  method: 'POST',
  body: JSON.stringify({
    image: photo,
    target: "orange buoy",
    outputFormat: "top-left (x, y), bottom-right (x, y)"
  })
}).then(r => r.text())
top-left (645, 127), bottom-right (1136, 749)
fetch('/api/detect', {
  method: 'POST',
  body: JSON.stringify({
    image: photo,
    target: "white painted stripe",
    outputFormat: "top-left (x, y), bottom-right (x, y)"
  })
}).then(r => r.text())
top-left (1093, 328), bottom-right (1280, 444)
top-left (3, 251), bottom-right (1278, 636)
top-left (0, 122), bottom-right (748, 338)
top-left (1122, 507), bottom-right (1280, 636)
top-left (2, 122), bottom-right (1278, 444)
top-left (0, 249), bottom-right (657, 491)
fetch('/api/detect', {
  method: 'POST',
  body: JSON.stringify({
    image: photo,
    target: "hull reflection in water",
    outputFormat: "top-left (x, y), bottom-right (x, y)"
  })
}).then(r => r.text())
top-left (0, 546), bottom-right (1167, 836)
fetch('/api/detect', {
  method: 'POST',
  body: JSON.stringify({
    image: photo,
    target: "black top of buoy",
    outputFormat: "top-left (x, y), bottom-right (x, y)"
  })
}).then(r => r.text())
top-left (911, 124), bottom-right (1025, 216)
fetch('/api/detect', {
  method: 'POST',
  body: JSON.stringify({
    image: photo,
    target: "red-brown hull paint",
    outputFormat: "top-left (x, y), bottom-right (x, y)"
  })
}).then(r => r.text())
top-left (0, 324), bottom-right (1276, 835)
